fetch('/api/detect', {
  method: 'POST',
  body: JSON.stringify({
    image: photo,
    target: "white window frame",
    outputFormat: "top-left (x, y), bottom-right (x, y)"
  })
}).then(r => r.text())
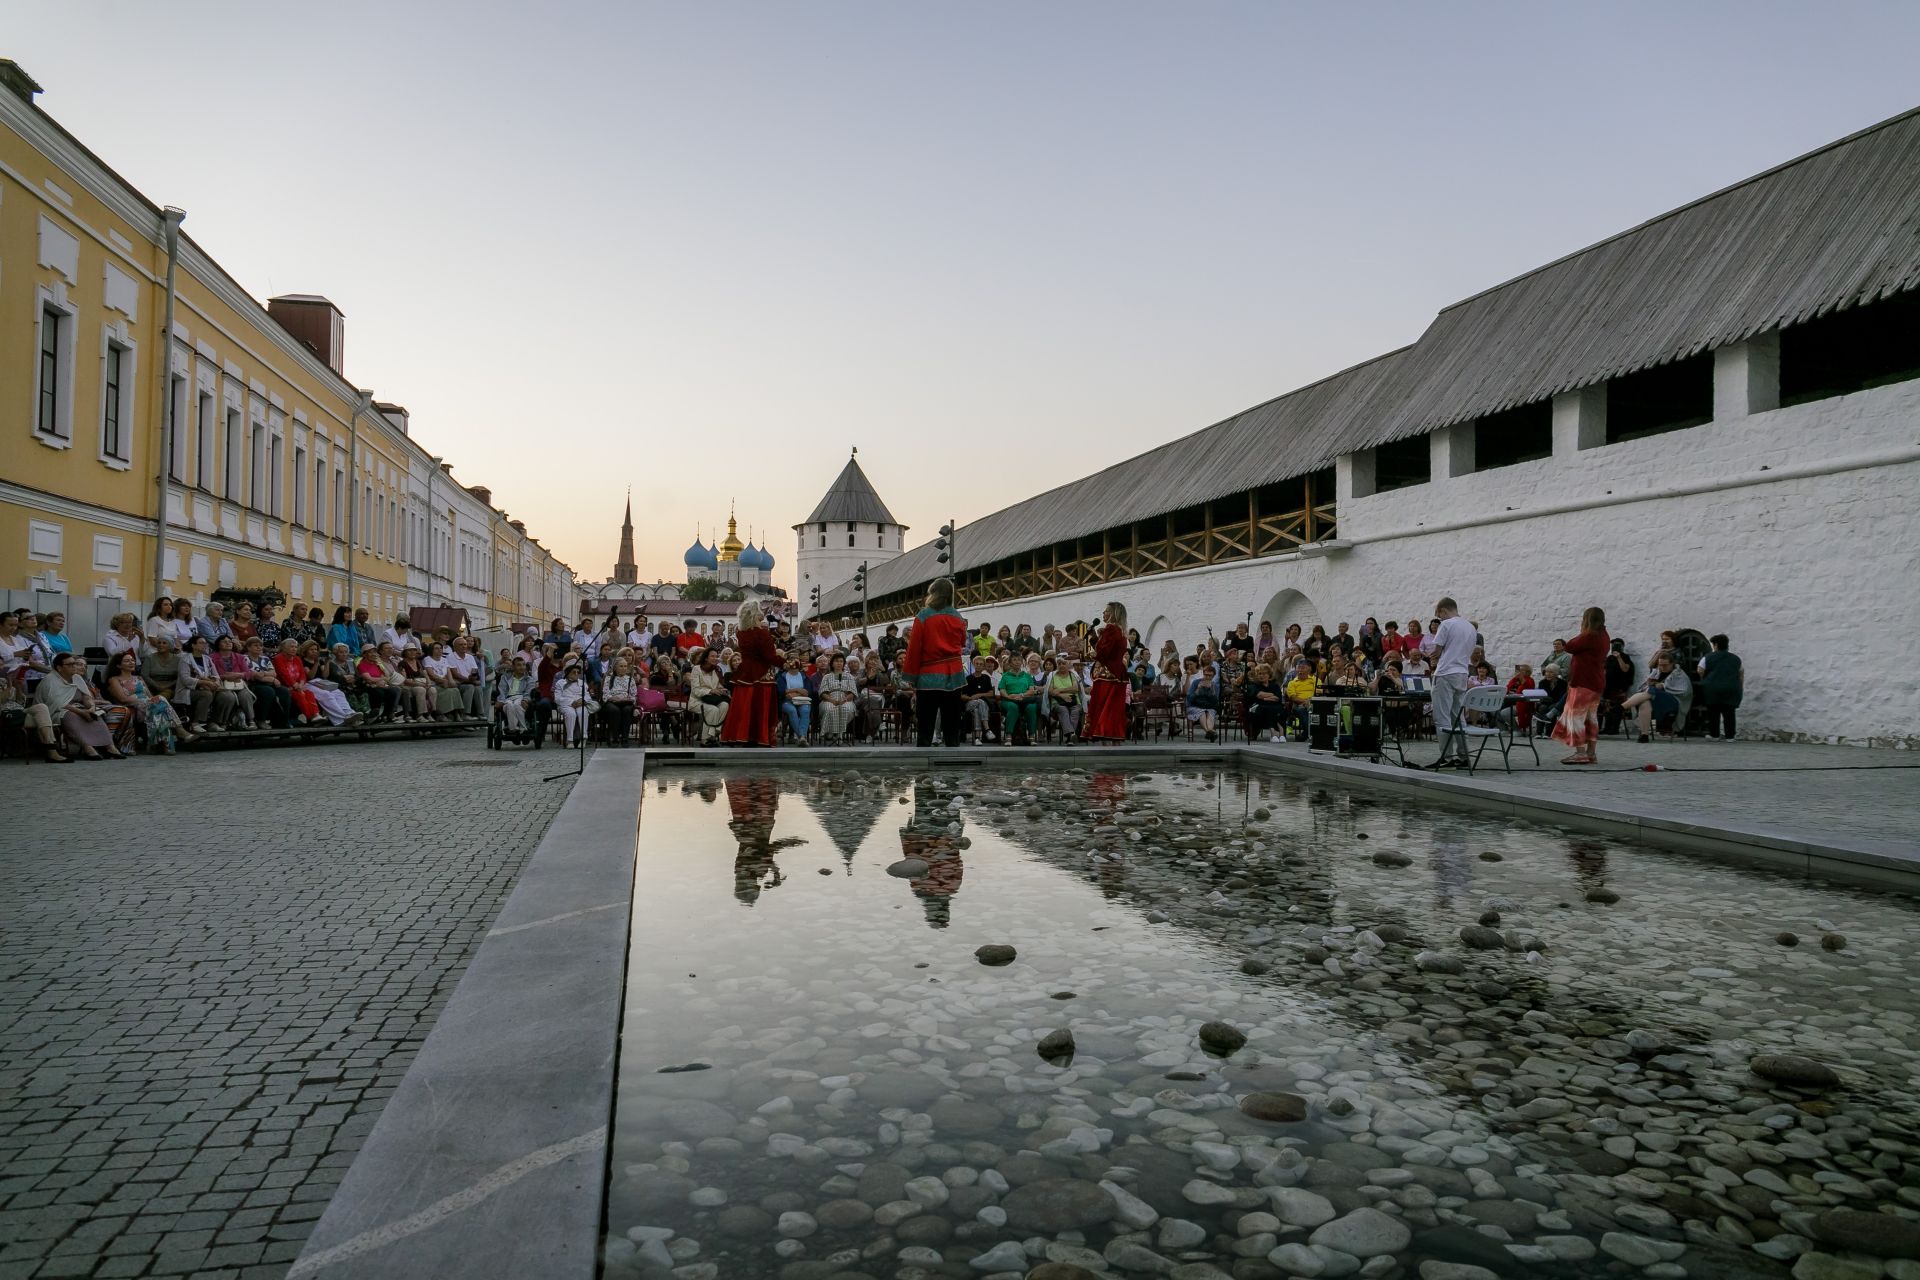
top-left (224, 403), bottom-right (243, 500)
top-left (195, 388), bottom-right (216, 492)
top-left (293, 443), bottom-right (309, 526)
top-left (34, 290), bottom-right (78, 446)
top-left (249, 412), bottom-right (268, 513)
top-left (167, 369), bottom-right (189, 481)
top-left (97, 326), bottom-right (137, 468)
top-left (270, 431), bottom-right (285, 518)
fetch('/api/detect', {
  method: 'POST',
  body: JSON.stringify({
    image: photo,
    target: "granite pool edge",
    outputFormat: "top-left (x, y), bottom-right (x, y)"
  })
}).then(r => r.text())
top-left (1237, 743), bottom-right (1920, 895)
top-left (288, 748), bottom-right (646, 1280)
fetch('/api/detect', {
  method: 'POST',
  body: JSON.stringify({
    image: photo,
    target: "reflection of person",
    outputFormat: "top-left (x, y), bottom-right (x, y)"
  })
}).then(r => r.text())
top-left (900, 781), bottom-right (963, 927)
top-left (727, 777), bottom-right (802, 906)
top-left (1084, 601), bottom-right (1131, 742)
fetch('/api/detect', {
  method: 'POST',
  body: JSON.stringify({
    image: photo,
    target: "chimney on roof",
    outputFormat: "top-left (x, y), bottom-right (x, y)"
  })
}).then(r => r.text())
top-left (374, 401), bottom-right (408, 436)
top-left (467, 485), bottom-right (492, 506)
top-left (267, 295), bottom-right (345, 375)
top-left (509, 520), bottom-right (526, 533)
top-left (0, 61), bottom-right (43, 105)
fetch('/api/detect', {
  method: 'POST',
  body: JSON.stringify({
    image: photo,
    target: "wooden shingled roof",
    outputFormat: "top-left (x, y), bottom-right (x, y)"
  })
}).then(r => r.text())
top-left (823, 107), bottom-right (1920, 615)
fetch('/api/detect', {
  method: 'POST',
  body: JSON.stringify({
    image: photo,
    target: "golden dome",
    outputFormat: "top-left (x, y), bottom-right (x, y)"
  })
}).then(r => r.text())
top-left (717, 511), bottom-right (744, 563)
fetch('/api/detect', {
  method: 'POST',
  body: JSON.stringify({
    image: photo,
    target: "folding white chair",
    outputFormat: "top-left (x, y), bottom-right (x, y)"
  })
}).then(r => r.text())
top-left (1442, 685), bottom-right (1516, 774)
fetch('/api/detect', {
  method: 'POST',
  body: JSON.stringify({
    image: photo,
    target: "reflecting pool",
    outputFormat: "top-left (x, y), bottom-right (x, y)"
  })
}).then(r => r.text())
top-left (605, 765), bottom-right (1920, 1280)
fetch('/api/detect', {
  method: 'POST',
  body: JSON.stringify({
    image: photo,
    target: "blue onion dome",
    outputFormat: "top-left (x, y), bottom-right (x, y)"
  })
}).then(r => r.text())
top-left (745, 542), bottom-right (771, 570)
top-left (683, 538), bottom-right (711, 568)
top-left (757, 544), bottom-right (776, 571)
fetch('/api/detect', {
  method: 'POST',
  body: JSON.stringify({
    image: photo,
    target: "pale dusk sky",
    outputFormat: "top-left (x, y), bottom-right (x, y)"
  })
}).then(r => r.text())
top-left (9, 1), bottom-right (1918, 592)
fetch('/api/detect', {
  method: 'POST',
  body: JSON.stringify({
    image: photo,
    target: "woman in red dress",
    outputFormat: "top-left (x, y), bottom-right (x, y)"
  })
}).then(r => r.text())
top-left (1552, 606), bottom-right (1610, 765)
top-left (1084, 601), bottom-right (1131, 742)
top-left (721, 601), bottom-right (778, 746)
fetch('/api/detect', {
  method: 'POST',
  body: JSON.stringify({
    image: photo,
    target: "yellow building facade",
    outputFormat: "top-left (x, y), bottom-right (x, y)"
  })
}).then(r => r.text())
top-left (0, 61), bottom-right (571, 639)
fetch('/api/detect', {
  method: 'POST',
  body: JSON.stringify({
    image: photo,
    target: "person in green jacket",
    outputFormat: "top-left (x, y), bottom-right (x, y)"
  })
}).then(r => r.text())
top-left (996, 662), bottom-right (1040, 745)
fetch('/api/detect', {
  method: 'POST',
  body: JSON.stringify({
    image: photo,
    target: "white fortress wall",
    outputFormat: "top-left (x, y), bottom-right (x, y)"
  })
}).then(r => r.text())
top-left (950, 374), bottom-right (1920, 747)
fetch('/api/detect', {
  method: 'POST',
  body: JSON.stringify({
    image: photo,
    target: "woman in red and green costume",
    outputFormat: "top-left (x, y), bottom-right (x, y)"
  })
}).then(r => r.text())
top-left (1084, 600), bottom-right (1131, 742)
top-left (902, 578), bottom-right (968, 747)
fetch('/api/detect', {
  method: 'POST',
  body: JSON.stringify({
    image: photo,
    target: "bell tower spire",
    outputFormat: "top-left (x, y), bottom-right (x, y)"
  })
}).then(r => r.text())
top-left (613, 487), bottom-right (638, 585)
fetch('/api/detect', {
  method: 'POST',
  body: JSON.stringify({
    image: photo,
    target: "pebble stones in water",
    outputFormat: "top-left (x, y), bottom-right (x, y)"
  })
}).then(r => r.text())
top-left (1026, 1264), bottom-right (1105, 1280)
top-left (1309, 1206), bottom-right (1413, 1257)
top-left (1238, 1092), bottom-right (1308, 1123)
top-left (974, 944), bottom-right (1017, 966)
top-left (1001, 1178), bottom-right (1118, 1232)
top-left (1477, 850), bottom-right (1502, 861)
top-left (1239, 957), bottom-right (1271, 976)
top-left (1811, 1208), bottom-right (1920, 1259)
top-left (1776, 931), bottom-right (1800, 946)
top-left (1749, 1053), bottom-right (1841, 1088)
top-left (1416, 950), bottom-right (1465, 974)
top-left (1821, 931), bottom-right (1848, 950)
top-left (1196, 1020), bottom-right (1246, 1055)
top-left (1372, 849), bottom-right (1412, 867)
top-left (1458, 925), bottom-right (1505, 950)
top-left (1036, 1028), bottom-right (1075, 1061)
top-left (886, 858), bottom-right (929, 878)
top-left (925, 1099), bottom-right (1002, 1137)
top-left (1585, 888), bottom-right (1621, 904)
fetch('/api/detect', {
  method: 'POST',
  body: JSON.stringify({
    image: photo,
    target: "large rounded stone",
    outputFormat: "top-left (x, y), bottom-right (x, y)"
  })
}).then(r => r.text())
top-left (654, 1098), bottom-right (737, 1139)
top-left (860, 1071), bottom-right (946, 1108)
top-left (1458, 925), bottom-right (1505, 950)
top-left (1812, 1209), bottom-right (1920, 1259)
top-left (1240, 1092), bottom-right (1308, 1123)
top-left (856, 1161), bottom-right (911, 1204)
top-left (1026, 1265), bottom-right (1104, 1280)
top-left (894, 1215), bottom-right (954, 1246)
top-left (927, 1098), bottom-right (1003, 1137)
top-left (886, 858), bottom-right (930, 878)
top-left (1197, 1021), bottom-right (1247, 1055)
top-left (714, 1205), bottom-right (772, 1237)
top-left (814, 1199), bottom-right (873, 1230)
top-left (627, 1168), bottom-right (695, 1212)
top-left (975, 944), bottom-right (1018, 966)
top-left (1002, 1178), bottom-right (1118, 1232)
top-left (1750, 1054), bottom-right (1840, 1089)
top-left (1309, 1207), bottom-right (1413, 1258)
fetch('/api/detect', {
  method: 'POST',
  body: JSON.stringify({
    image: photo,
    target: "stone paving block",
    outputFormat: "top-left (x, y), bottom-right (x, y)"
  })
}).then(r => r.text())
top-left (0, 740), bottom-right (573, 1280)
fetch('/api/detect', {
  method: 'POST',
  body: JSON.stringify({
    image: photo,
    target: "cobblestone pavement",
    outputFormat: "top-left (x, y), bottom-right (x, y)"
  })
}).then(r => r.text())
top-left (0, 738), bottom-right (578, 1280)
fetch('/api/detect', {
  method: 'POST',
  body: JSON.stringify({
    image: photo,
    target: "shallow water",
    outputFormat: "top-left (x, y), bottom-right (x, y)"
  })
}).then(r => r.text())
top-left (605, 765), bottom-right (1920, 1280)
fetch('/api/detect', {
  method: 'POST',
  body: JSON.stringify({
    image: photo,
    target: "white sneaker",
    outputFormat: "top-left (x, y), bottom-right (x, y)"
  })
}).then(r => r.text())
top-left (986, 732), bottom-right (997, 742)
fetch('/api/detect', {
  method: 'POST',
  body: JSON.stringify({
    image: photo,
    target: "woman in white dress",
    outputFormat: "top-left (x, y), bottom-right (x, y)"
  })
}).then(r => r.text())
top-left (554, 659), bottom-right (598, 747)
top-left (816, 654), bottom-right (858, 743)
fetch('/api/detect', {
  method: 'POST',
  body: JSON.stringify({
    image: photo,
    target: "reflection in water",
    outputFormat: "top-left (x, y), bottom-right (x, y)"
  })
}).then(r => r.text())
top-left (1568, 835), bottom-right (1610, 895)
top-left (1430, 817), bottom-right (1471, 908)
top-left (900, 779), bottom-right (963, 927)
top-left (725, 776), bottom-right (801, 906)
top-left (609, 765), bottom-right (1920, 1280)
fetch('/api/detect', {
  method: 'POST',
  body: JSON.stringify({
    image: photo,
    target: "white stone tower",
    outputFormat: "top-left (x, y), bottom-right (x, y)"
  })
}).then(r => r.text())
top-left (794, 449), bottom-right (905, 621)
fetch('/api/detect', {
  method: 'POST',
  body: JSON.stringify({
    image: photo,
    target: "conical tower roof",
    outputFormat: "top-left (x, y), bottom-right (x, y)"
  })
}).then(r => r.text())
top-left (796, 451), bottom-right (903, 529)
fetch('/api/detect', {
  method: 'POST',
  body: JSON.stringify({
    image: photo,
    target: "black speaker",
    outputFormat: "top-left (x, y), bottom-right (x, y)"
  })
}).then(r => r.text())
top-left (1308, 697), bottom-right (1340, 751)
top-left (1346, 697), bottom-right (1383, 757)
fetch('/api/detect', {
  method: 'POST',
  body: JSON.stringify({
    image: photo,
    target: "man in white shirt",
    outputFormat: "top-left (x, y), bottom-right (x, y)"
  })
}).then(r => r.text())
top-left (1429, 596), bottom-right (1477, 767)
top-left (447, 635), bottom-right (485, 718)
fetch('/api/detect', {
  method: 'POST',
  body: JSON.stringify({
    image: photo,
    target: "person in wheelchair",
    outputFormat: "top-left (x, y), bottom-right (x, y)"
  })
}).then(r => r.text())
top-left (491, 655), bottom-right (541, 747)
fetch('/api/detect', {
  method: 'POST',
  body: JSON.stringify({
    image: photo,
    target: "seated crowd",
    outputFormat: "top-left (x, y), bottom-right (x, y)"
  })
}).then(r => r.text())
top-left (0, 599), bottom-right (490, 763)
top-left (0, 599), bottom-right (1744, 761)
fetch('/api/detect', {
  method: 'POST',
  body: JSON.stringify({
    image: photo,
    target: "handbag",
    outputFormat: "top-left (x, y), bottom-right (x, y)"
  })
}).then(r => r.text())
top-left (221, 679), bottom-right (247, 693)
